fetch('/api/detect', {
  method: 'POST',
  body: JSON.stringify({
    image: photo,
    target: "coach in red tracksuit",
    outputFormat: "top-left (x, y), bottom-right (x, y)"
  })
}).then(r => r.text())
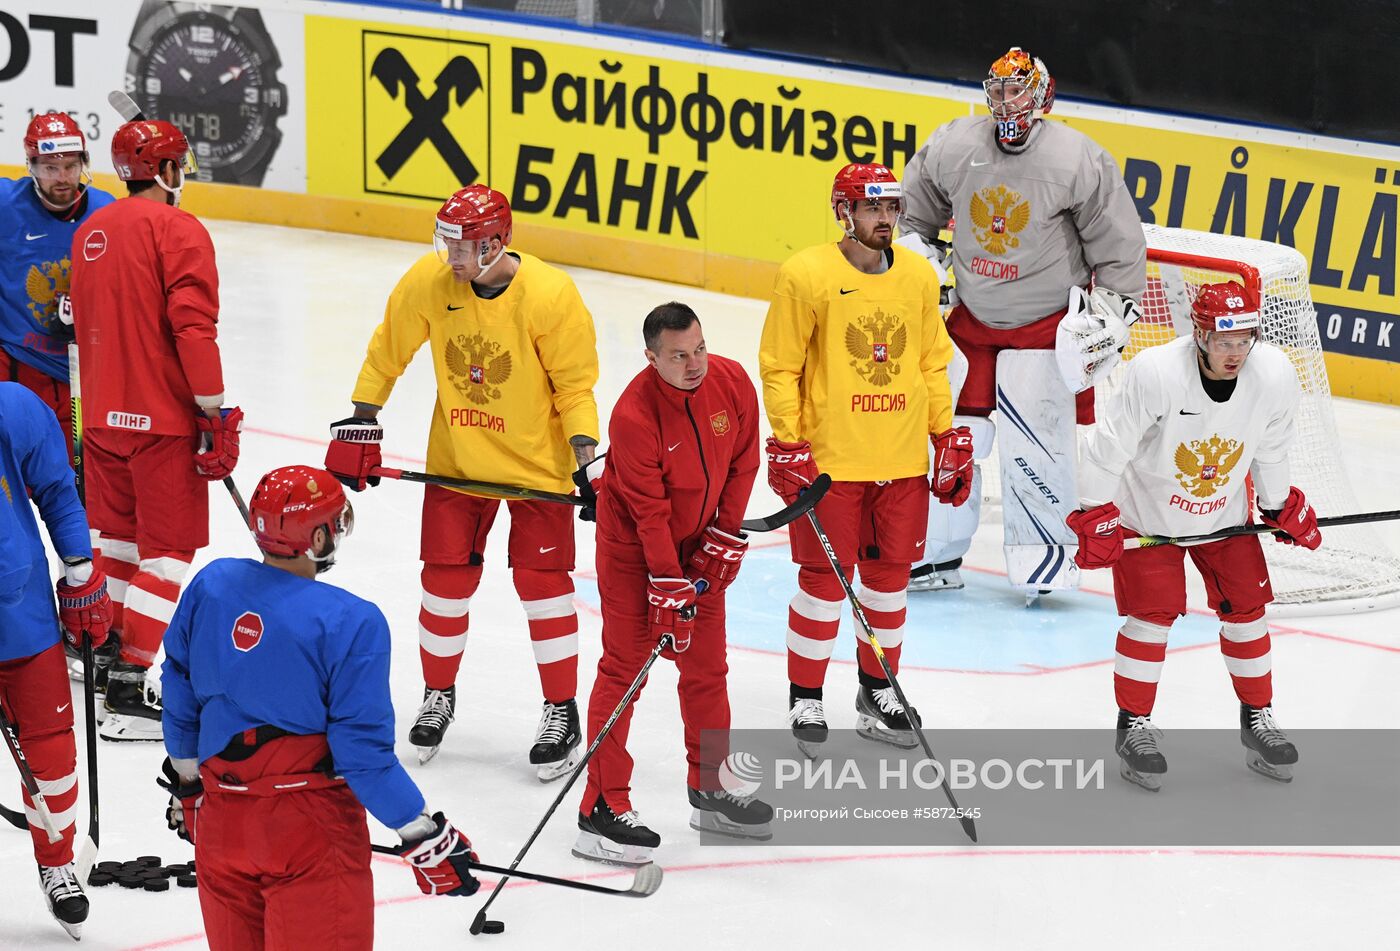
top-left (577, 301), bottom-right (759, 847)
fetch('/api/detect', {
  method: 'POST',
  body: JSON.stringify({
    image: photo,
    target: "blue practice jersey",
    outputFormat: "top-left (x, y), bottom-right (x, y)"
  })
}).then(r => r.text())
top-left (0, 178), bottom-right (115, 380)
top-left (162, 558), bottom-right (426, 831)
top-left (0, 382), bottom-right (91, 660)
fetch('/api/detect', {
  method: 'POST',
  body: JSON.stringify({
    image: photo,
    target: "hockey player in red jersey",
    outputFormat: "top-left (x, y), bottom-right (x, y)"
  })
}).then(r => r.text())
top-left (161, 466), bottom-right (479, 950)
top-left (1, 381), bottom-right (114, 939)
top-left (1068, 282), bottom-right (1314, 790)
top-left (574, 302), bottom-right (767, 865)
top-left (68, 120), bottom-right (242, 741)
top-left (327, 186), bottom-right (599, 778)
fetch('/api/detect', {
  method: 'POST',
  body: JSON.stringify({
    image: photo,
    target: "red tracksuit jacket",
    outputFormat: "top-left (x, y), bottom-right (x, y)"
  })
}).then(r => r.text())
top-left (597, 354), bottom-right (759, 577)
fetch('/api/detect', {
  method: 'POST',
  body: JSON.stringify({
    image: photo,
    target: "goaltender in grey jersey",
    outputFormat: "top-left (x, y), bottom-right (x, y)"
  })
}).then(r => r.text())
top-left (901, 114), bottom-right (1146, 327)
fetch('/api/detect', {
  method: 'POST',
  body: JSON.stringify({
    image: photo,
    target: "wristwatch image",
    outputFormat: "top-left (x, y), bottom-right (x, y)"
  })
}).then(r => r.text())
top-left (125, 1), bottom-right (288, 187)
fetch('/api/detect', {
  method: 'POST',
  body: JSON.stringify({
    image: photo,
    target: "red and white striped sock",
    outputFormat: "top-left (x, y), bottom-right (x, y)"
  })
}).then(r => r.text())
top-left (121, 550), bottom-right (192, 666)
top-left (418, 563), bottom-right (481, 691)
top-left (786, 567), bottom-right (848, 689)
top-left (91, 533), bottom-right (138, 634)
top-left (1112, 615), bottom-right (1172, 715)
top-left (514, 569), bottom-right (578, 703)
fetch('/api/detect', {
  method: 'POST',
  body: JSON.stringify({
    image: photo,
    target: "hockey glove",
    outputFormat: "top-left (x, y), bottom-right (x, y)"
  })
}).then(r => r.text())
top-left (395, 812), bottom-right (481, 897)
top-left (194, 406), bottom-right (244, 480)
top-left (766, 437), bottom-right (818, 505)
top-left (325, 417), bottom-right (383, 492)
top-left (930, 427), bottom-right (975, 506)
top-left (572, 454), bottom-right (606, 522)
top-left (1067, 502), bottom-right (1124, 570)
top-left (686, 526), bottom-right (748, 596)
top-left (157, 757), bottom-right (204, 844)
top-left (1259, 486), bottom-right (1321, 550)
top-left (56, 560), bottom-right (112, 649)
top-left (648, 577), bottom-right (698, 655)
top-left (40, 292), bottom-right (76, 342)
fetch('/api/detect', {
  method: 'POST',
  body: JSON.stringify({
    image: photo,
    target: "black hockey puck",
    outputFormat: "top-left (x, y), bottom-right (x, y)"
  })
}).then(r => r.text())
top-left (96, 861), bottom-right (121, 872)
top-left (117, 874), bottom-right (144, 889)
top-left (139, 869), bottom-right (167, 880)
top-left (177, 874), bottom-right (197, 888)
top-left (143, 878), bottom-right (170, 892)
top-left (87, 871), bottom-right (114, 887)
top-left (481, 921), bottom-right (505, 934)
top-left (137, 855), bottom-right (162, 867)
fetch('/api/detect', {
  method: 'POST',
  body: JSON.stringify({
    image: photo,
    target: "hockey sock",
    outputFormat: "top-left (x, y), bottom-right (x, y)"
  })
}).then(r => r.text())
top-left (1113, 615), bottom-right (1173, 715)
top-left (21, 726), bottom-right (78, 867)
top-left (1219, 612), bottom-right (1272, 707)
top-left (513, 568), bottom-right (578, 704)
top-left (786, 566), bottom-right (847, 689)
top-left (121, 549), bottom-right (192, 666)
top-left (855, 562), bottom-right (908, 678)
top-left (91, 534), bottom-right (137, 633)
top-left (419, 563), bottom-right (481, 690)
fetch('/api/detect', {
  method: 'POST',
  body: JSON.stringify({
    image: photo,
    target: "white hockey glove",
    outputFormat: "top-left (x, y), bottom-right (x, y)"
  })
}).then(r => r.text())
top-left (894, 231), bottom-right (956, 308)
top-left (1054, 286), bottom-right (1139, 393)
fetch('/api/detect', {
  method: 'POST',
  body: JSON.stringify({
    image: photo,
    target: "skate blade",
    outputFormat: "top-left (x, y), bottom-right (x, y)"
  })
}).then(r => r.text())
top-left (56, 917), bottom-right (83, 941)
top-left (908, 575), bottom-right (964, 593)
top-left (535, 745), bottom-right (581, 783)
top-left (415, 744), bottom-right (441, 765)
top-left (571, 830), bottom-right (654, 867)
top-left (98, 715), bottom-right (162, 742)
top-left (855, 714), bottom-right (918, 749)
top-left (795, 737), bottom-right (824, 759)
top-left (1119, 762), bottom-right (1162, 792)
top-left (1246, 753), bottom-right (1293, 783)
top-left (689, 808), bottom-right (773, 841)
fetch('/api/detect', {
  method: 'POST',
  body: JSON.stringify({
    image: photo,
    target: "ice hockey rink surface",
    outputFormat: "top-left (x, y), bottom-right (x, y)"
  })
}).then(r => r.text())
top-left (4, 220), bottom-right (1399, 949)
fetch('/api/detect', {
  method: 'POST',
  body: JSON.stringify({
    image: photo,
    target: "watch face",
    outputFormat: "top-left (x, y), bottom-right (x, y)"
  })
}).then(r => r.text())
top-left (128, 11), bottom-right (284, 180)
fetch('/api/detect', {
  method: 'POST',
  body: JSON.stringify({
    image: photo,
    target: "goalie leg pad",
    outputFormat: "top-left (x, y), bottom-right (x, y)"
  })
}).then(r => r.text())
top-left (995, 351), bottom-right (1080, 593)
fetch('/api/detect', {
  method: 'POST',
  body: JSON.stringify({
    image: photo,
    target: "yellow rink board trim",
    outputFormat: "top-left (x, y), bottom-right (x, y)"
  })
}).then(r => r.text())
top-left (8, 164), bottom-right (1391, 405)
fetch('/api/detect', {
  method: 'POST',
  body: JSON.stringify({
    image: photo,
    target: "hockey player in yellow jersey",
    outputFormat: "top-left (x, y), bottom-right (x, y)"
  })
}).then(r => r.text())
top-left (760, 163), bottom-right (971, 753)
top-left (326, 186), bottom-right (600, 777)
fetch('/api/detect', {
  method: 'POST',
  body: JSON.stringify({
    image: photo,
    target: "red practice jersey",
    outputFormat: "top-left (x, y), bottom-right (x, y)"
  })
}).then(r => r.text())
top-left (69, 198), bottom-right (223, 436)
top-left (598, 354), bottom-right (760, 577)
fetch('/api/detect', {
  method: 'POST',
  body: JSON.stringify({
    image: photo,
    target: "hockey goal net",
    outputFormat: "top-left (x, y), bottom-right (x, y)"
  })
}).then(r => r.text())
top-left (981, 224), bottom-right (1400, 614)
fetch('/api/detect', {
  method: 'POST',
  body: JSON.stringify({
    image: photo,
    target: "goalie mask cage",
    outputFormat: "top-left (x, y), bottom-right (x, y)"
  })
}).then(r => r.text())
top-left (979, 224), bottom-right (1400, 615)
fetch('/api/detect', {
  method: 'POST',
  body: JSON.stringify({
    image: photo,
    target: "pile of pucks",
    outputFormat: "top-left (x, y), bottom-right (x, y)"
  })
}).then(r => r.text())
top-left (87, 856), bottom-right (197, 891)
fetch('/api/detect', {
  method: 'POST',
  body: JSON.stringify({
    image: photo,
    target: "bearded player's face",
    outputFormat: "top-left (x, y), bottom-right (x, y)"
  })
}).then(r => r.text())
top-left (848, 197), bottom-right (898, 250)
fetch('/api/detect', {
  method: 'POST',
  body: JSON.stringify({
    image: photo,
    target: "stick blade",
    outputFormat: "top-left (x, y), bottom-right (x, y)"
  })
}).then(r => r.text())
top-left (107, 90), bottom-right (143, 121)
top-left (0, 802), bottom-right (26, 830)
top-left (75, 836), bottom-right (98, 883)
top-left (628, 862), bottom-right (663, 897)
top-left (741, 474), bottom-right (833, 533)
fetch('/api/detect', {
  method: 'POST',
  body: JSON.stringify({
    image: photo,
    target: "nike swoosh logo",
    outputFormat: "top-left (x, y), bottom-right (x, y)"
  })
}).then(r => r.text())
top-left (915, 539), bottom-right (925, 547)
top-left (26, 232), bottom-right (47, 241)
top-left (1178, 410), bottom-right (1200, 416)
top-left (55, 703), bottom-right (69, 713)
top-left (1258, 579), bottom-right (1268, 587)
top-left (839, 288), bottom-right (857, 295)
top-left (667, 442), bottom-right (682, 452)
top-left (970, 160), bottom-right (989, 167)
top-left (447, 304), bottom-right (463, 311)
top-left (539, 546), bottom-right (557, 554)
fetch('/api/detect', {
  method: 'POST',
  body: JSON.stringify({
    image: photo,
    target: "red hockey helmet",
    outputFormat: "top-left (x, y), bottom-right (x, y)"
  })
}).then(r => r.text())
top-left (830, 163), bottom-right (902, 222)
top-left (1191, 280), bottom-right (1261, 334)
top-left (984, 47), bottom-right (1055, 143)
top-left (110, 120), bottom-right (195, 182)
top-left (435, 185), bottom-right (513, 245)
top-left (249, 466), bottom-right (354, 561)
top-left (24, 112), bottom-right (88, 162)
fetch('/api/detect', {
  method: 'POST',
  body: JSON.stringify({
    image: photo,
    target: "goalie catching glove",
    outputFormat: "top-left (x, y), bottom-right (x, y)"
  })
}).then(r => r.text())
top-left (1055, 286), bottom-right (1140, 394)
top-left (395, 812), bottom-right (481, 897)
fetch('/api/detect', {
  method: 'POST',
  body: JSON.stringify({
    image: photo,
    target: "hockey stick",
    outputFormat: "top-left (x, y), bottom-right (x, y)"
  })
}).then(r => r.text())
top-left (469, 632), bottom-right (676, 936)
top-left (0, 799), bottom-right (23, 830)
top-left (223, 476), bottom-right (251, 528)
top-left (0, 703), bottom-right (62, 843)
top-left (369, 845), bottom-right (663, 898)
top-left (74, 637), bottom-right (100, 881)
top-left (739, 473), bottom-right (831, 532)
top-left (803, 507), bottom-right (978, 843)
top-left (1123, 509), bottom-right (1400, 550)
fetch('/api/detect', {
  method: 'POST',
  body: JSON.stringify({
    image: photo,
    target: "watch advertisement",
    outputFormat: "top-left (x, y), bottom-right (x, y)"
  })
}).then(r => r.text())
top-left (0, 0), bottom-right (305, 191)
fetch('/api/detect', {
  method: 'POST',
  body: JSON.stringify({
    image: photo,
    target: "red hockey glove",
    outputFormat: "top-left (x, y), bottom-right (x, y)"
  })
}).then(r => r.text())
top-left (56, 561), bottom-right (112, 649)
top-left (1067, 502), bottom-right (1124, 570)
top-left (1259, 486), bottom-right (1321, 550)
top-left (648, 577), bottom-right (698, 655)
top-left (157, 757), bottom-right (203, 844)
top-left (194, 406), bottom-right (244, 480)
top-left (686, 526), bottom-right (748, 596)
top-left (766, 437), bottom-right (818, 505)
top-left (930, 427), bottom-right (974, 506)
top-left (325, 417), bottom-right (383, 492)
top-left (396, 812), bottom-right (481, 897)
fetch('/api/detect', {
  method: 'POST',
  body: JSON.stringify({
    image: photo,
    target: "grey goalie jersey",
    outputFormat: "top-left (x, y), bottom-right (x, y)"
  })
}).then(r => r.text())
top-left (901, 115), bottom-right (1147, 329)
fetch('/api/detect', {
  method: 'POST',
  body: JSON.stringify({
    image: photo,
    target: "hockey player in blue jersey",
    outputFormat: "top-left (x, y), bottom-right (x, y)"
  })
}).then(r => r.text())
top-left (0, 381), bottom-right (114, 939)
top-left (159, 465), bottom-right (479, 949)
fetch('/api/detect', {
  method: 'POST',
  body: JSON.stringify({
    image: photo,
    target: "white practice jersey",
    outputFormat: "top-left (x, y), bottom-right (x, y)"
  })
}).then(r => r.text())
top-left (1079, 336), bottom-right (1300, 536)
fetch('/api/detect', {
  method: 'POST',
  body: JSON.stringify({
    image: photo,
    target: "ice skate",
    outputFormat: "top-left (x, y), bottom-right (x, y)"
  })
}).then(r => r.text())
top-left (409, 685), bottom-right (455, 764)
top-left (908, 559), bottom-right (964, 592)
top-left (529, 698), bottom-right (580, 782)
top-left (855, 680), bottom-right (920, 749)
top-left (788, 688), bottom-right (827, 758)
top-left (1116, 710), bottom-right (1167, 792)
top-left (688, 786), bottom-right (774, 841)
top-left (38, 862), bottom-right (87, 941)
top-left (100, 663), bottom-right (162, 741)
top-left (572, 795), bottom-right (660, 867)
top-left (1240, 704), bottom-right (1298, 783)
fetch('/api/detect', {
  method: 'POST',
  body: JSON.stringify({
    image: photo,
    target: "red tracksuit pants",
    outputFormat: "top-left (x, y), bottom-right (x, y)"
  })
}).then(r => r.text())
top-left (581, 541), bottom-right (731, 816)
top-left (195, 735), bottom-right (373, 951)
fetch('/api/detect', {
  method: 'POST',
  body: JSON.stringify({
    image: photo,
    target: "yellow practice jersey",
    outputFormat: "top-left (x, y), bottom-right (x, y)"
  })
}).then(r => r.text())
top-left (759, 242), bottom-right (955, 482)
top-left (352, 251), bottom-right (600, 495)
